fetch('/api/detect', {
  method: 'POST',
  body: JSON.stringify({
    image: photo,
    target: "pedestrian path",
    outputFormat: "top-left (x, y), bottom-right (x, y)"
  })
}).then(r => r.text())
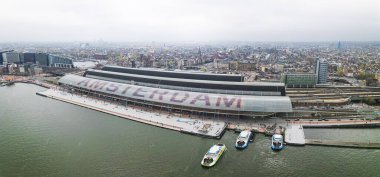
top-left (305, 139), bottom-right (380, 149)
top-left (37, 89), bottom-right (227, 139)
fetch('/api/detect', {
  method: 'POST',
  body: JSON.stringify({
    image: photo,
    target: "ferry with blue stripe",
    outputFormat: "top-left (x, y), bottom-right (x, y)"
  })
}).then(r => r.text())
top-left (201, 144), bottom-right (227, 167)
top-left (271, 134), bottom-right (284, 151)
top-left (235, 130), bottom-right (254, 149)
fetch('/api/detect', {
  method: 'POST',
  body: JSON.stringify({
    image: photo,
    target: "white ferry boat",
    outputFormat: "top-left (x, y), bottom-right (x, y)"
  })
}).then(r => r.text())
top-left (235, 130), bottom-right (254, 149)
top-left (201, 144), bottom-right (227, 167)
top-left (271, 134), bottom-right (284, 151)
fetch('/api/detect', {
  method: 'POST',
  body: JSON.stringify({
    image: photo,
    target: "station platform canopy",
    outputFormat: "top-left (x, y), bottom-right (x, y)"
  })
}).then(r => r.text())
top-left (59, 74), bottom-right (293, 113)
top-left (84, 69), bottom-right (286, 96)
top-left (101, 65), bottom-right (245, 82)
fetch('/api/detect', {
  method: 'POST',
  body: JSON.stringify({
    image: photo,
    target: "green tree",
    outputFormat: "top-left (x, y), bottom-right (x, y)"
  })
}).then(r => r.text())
top-left (363, 97), bottom-right (376, 105)
top-left (200, 66), bottom-right (208, 72)
top-left (336, 68), bottom-right (345, 77)
top-left (357, 72), bottom-right (375, 80)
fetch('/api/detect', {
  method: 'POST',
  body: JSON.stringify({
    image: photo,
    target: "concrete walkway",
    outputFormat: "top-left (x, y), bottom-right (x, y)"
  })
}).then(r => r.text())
top-left (37, 89), bottom-right (227, 139)
top-left (305, 139), bottom-right (380, 149)
top-left (284, 125), bottom-right (306, 145)
top-left (288, 119), bottom-right (380, 128)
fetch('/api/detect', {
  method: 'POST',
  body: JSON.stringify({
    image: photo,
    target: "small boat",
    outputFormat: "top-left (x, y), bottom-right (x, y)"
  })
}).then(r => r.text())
top-left (6, 82), bottom-right (14, 86)
top-left (271, 134), bottom-right (284, 151)
top-left (201, 144), bottom-right (227, 167)
top-left (235, 130), bottom-right (254, 149)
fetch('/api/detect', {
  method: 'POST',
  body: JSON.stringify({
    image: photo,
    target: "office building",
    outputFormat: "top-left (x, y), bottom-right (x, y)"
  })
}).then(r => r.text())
top-left (282, 73), bottom-right (316, 88)
top-left (315, 58), bottom-right (328, 84)
top-left (48, 54), bottom-right (73, 68)
top-left (23, 53), bottom-right (36, 63)
top-left (35, 53), bottom-right (49, 66)
top-left (2, 52), bottom-right (21, 64)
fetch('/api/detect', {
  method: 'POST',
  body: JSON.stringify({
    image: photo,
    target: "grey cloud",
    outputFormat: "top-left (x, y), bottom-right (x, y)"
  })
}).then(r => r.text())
top-left (0, 0), bottom-right (379, 42)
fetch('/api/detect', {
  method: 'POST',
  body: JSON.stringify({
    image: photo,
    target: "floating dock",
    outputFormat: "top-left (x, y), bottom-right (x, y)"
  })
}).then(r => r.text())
top-left (284, 125), bottom-right (306, 145)
top-left (284, 125), bottom-right (380, 149)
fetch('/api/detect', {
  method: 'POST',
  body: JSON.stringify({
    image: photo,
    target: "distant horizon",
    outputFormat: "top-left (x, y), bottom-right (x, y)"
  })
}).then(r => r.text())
top-left (1, 40), bottom-right (380, 44)
top-left (1, 0), bottom-right (379, 42)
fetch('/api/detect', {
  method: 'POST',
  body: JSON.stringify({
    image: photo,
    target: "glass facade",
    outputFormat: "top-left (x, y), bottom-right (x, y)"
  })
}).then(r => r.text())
top-left (48, 55), bottom-right (73, 68)
top-left (316, 58), bottom-right (328, 84)
top-left (282, 73), bottom-right (316, 88)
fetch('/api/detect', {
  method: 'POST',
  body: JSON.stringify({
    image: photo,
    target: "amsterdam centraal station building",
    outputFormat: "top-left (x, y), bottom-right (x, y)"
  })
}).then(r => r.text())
top-left (58, 66), bottom-right (293, 118)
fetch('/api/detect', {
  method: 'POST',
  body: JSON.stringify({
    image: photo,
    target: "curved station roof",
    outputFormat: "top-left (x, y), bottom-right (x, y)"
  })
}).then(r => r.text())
top-left (59, 75), bottom-right (293, 113)
top-left (101, 65), bottom-right (245, 82)
top-left (84, 69), bottom-right (286, 96)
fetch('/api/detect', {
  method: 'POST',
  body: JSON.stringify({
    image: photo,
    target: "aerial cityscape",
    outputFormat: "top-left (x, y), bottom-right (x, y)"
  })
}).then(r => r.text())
top-left (0, 0), bottom-right (380, 177)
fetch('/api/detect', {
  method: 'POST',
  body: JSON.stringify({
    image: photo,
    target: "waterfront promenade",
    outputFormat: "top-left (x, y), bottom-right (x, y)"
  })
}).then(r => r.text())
top-left (37, 89), bottom-right (227, 138)
top-left (305, 139), bottom-right (380, 149)
top-left (288, 119), bottom-right (380, 128)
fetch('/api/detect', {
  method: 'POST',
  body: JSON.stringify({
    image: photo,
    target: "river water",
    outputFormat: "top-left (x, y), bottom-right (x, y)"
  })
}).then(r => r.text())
top-left (0, 84), bottom-right (379, 177)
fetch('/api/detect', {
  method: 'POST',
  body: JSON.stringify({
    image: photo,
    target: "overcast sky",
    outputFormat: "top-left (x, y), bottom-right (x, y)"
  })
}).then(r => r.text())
top-left (1, 0), bottom-right (379, 42)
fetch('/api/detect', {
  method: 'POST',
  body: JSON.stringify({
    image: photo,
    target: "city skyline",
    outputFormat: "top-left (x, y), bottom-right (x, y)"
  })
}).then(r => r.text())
top-left (0, 0), bottom-right (380, 42)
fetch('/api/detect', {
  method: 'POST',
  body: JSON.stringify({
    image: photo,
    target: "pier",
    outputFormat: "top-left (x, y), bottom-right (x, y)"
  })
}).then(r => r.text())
top-left (284, 125), bottom-right (306, 145)
top-left (1, 79), bottom-right (54, 89)
top-left (287, 119), bottom-right (380, 128)
top-left (305, 139), bottom-right (380, 149)
top-left (284, 125), bottom-right (380, 149)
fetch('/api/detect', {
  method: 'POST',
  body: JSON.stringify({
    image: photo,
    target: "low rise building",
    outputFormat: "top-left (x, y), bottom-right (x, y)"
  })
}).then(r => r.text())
top-left (282, 73), bottom-right (316, 88)
top-left (229, 61), bottom-right (256, 71)
top-left (214, 59), bottom-right (229, 70)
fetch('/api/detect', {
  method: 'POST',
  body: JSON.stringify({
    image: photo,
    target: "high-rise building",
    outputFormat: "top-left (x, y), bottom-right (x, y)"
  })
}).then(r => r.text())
top-left (19, 53), bottom-right (25, 63)
top-left (2, 52), bottom-right (21, 64)
top-left (35, 53), bottom-right (49, 66)
top-left (48, 54), bottom-right (73, 68)
top-left (0, 50), bottom-right (13, 65)
top-left (23, 53), bottom-right (36, 63)
top-left (337, 41), bottom-right (341, 49)
top-left (0, 52), bottom-right (6, 65)
top-left (315, 58), bottom-right (328, 84)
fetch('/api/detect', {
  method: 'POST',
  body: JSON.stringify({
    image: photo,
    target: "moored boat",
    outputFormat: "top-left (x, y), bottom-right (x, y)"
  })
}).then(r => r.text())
top-left (271, 134), bottom-right (284, 151)
top-left (235, 130), bottom-right (254, 149)
top-left (201, 144), bottom-right (227, 167)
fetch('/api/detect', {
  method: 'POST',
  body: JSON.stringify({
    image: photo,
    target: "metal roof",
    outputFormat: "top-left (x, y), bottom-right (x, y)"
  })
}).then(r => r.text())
top-left (59, 74), bottom-right (293, 113)
top-left (103, 65), bottom-right (243, 77)
top-left (86, 69), bottom-right (284, 87)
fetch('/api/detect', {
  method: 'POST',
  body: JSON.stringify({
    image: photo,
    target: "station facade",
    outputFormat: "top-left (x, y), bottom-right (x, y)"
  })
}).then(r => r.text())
top-left (59, 66), bottom-right (293, 117)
